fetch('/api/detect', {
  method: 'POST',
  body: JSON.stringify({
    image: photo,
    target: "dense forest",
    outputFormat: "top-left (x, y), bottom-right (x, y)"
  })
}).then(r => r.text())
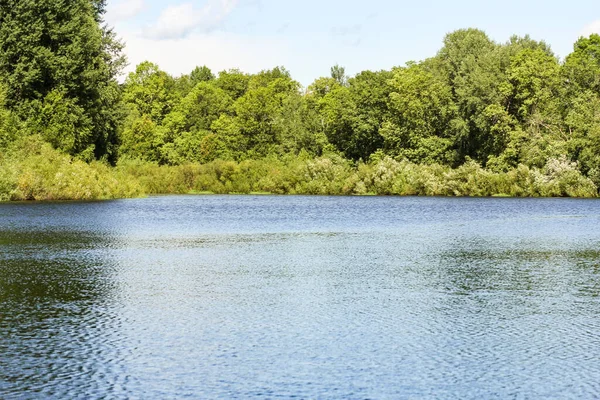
top-left (1, 1), bottom-right (600, 200)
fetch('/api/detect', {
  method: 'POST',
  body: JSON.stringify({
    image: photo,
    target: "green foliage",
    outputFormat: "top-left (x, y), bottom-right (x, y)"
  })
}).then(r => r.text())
top-left (0, 82), bottom-right (19, 149)
top-left (330, 64), bottom-right (348, 86)
top-left (162, 82), bottom-right (233, 164)
top-left (565, 90), bottom-right (600, 186)
top-left (190, 65), bottom-right (216, 86)
top-left (228, 77), bottom-right (297, 157)
top-left (122, 62), bottom-right (176, 122)
top-left (383, 64), bottom-right (459, 164)
top-left (0, 136), bottom-right (142, 201)
top-left (563, 34), bottom-right (600, 94)
top-left (31, 89), bottom-right (94, 159)
top-left (507, 48), bottom-right (563, 123)
top-left (215, 69), bottom-right (250, 100)
top-left (431, 29), bottom-right (507, 162)
top-left (0, 0), bottom-right (124, 161)
top-left (119, 112), bottom-right (164, 162)
top-left (308, 77), bottom-right (341, 99)
top-left (275, 91), bottom-right (328, 156)
top-left (317, 70), bottom-right (392, 161)
top-left (119, 62), bottom-right (181, 163)
top-left (2, 27), bottom-right (600, 201)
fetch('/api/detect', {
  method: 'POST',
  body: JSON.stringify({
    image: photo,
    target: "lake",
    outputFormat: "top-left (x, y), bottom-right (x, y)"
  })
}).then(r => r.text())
top-left (1, 195), bottom-right (599, 399)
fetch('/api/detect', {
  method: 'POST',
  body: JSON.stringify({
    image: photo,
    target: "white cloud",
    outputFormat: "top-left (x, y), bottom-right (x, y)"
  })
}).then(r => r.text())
top-left (106, 0), bottom-right (145, 22)
top-left (119, 30), bottom-right (291, 80)
top-left (580, 20), bottom-right (600, 37)
top-left (143, 0), bottom-right (239, 40)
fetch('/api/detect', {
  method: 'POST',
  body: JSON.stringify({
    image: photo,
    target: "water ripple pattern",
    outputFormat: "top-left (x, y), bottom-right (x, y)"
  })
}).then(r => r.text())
top-left (1, 196), bottom-right (600, 399)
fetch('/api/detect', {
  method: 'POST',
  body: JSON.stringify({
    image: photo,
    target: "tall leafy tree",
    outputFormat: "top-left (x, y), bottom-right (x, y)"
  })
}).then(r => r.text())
top-left (120, 62), bottom-right (177, 163)
top-left (0, 0), bottom-right (125, 161)
top-left (563, 34), bottom-right (600, 94)
top-left (190, 65), bottom-right (216, 86)
top-left (565, 91), bottom-right (600, 182)
top-left (493, 48), bottom-right (566, 168)
top-left (431, 29), bottom-right (505, 163)
top-left (219, 75), bottom-right (300, 158)
top-left (0, 82), bottom-right (18, 148)
top-left (382, 63), bottom-right (460, 165)
top-left (318, 84), bottom-right (354, 157)
top-left (317, 70), bottom-right (392, 161)
top-left (562, 35), bottom-right (600, 183)
top-left (346, 70), bottom-right (393, 160)
top-left (215, 69), bottom-right (250, 101)
top-left (330, 64), bottom-right (348, 86)
top-left (122, 62), bottom-right (175, 122)
top-left (161, 81), bottom-right (233, 164)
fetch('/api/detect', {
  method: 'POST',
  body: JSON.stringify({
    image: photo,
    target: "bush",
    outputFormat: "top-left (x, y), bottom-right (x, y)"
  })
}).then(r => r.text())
top-left (533, 157), bottom-right (597, 197)
top-left (1, 143), bottom-right (597, 201)
top-left (2, 137), bottom-right (143, 201)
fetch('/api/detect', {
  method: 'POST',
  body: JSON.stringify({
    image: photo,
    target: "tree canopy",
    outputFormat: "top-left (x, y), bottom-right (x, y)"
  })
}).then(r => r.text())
top-left (0, 15), bottom-right (599, 193)
top-left (0, 0), bottom-right (124, 161)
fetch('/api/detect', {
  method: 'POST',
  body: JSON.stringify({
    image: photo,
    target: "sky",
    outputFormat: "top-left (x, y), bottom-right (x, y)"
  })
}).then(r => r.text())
top-left (105, 0), bottom-right (600, 87)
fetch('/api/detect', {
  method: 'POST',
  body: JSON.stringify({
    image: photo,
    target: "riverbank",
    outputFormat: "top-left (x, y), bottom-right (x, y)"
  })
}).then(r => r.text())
top-left (1, 138), bottom-right (597, 201)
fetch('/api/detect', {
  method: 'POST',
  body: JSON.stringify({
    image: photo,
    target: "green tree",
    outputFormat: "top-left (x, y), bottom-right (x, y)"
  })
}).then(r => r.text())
top-left (215, 69), bottom-right (250, 101)
top-left (120, 62), bottom-right (177, 162)
top-left (318, 85), bottom-right (354, 157)
top-left (0, 82), bottom-right (19, 149)
top-left (565, 90), bottom-right (600, 185)
top-left (275, 91), bottom-right (327, 156)
top-left (382, 63), bottom-right (460, 165)
top-left (212, 72), bottom-right (304, 159)
top-left (119, 112), bottom-right (163, 162)
top-left (507, 48), bottom-right (563, 123)
top-left (161, 81), bottom-right (233, 164)
top-left (190, 65), bottom-right (216, 86)
top-left (234, 78), bottom-right (300, 157)
top-left (497, 48), bottom-right (567, 168)
top-left (122, 62), bottom-right (176, 122)
top-left (330, 64), bottom-right (348, 86)
top-left (431, 29), bottom-right (509, 163)
top-left (346, 70), bottom-right (392, 160)
top-left (0, 0), bottom-right (125, 161)
top-left (563, 34), bottom-right (600, 94)
top-left (248, 66), bottom-right (292, 90)
top-left (308, 77), bottom-right (341, 99)
top-left (318, 70), bottom-right (392, 161)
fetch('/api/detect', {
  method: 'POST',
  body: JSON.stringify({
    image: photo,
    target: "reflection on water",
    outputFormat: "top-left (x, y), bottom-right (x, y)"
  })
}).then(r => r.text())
top-left (0, 226), bottom-right (128, 398)
top-left (1, 196), bottom-right (600, 398)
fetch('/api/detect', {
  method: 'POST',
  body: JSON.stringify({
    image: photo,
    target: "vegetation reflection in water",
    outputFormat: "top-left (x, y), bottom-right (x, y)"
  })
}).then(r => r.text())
top-left (1, 196), bottom-right (600, 398)
top-left (0, 227), bottom-right (127, 398)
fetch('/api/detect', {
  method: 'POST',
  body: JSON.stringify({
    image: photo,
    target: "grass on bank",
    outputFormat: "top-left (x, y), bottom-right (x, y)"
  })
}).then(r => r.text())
top-left (0, 137), bottom-right (597, 201)
top-left (0, 137), bottom-right (143, 201)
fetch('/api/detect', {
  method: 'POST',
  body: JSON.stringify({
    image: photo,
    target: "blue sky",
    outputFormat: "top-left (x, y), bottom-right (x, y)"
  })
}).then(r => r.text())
top-left (106, 0), bottom-right (600, 86)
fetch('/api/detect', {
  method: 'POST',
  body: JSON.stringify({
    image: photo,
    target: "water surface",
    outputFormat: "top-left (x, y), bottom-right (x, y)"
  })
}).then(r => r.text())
top-left (1, 196), bottom-right (599, 398)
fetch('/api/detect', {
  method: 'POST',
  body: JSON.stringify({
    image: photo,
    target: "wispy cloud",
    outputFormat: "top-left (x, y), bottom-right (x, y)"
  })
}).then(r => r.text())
top-left (245, 0), bottom-right (263, 10)
top-left (144, 0), bottom-right (239, 40)
top-left (580, 20), bottom-right (600, 37)
top-left (106, 0), bottom-right (145, 22)
top-left (331, 24), bottom-right (362, 37)
top-left (331, 24), bottom-right (363, 48)
top-left (276, 23), bottom-right (290, 35)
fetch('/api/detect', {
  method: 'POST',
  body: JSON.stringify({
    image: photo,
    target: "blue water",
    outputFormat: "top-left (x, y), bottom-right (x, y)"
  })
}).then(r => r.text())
top-left (1, 196), bottom-right (600, 399)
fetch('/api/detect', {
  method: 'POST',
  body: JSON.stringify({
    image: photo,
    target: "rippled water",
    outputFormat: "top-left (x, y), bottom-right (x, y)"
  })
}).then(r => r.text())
top-left (1, 196), bottom-right (600, 399)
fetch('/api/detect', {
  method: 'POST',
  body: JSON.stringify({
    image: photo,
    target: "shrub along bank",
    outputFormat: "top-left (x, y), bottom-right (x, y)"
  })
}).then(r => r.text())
top-left (4, 137), bottom-right (594, 201)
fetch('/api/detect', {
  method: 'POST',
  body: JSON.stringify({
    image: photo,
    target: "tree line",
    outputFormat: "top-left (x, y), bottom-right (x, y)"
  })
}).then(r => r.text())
top-left (1, 1), bottom-right (599, 199)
